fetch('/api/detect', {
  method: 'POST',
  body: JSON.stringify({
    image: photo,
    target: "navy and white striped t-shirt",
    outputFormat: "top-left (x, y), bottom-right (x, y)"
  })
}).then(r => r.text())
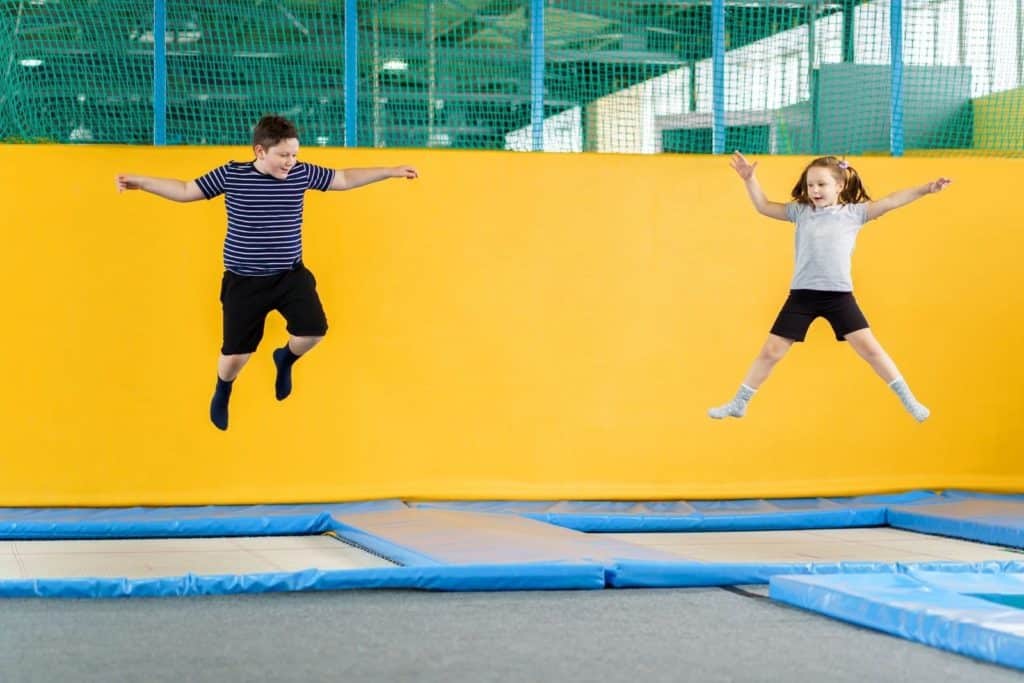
top-left (195, 161), bottom-right (335, 276)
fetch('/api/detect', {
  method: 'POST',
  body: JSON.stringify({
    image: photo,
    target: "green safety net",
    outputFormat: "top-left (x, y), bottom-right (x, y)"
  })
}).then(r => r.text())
top-left (0, 0), bottom-right (1020, 155)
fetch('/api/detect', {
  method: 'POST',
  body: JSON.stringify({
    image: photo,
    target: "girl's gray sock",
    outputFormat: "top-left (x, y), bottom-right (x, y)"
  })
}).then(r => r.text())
top-left (709, 384), bottom-right (756, 419)
top-left (888, 377), bottom-right (930, 422)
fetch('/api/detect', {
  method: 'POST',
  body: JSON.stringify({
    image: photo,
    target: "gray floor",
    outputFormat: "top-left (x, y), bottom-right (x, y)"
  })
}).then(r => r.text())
top-left (1, 587), bottom-right (1020, 682)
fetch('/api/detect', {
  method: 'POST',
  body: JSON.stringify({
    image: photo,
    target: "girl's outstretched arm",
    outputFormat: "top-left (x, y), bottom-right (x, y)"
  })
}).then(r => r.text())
top-left (865, 177), bottom-right (951, 220)
top-left (730, 151), bottom-right (789, 221)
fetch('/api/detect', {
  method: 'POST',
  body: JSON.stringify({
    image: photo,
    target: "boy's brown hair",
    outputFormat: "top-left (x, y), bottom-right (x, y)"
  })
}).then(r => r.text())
top-left (253, 115), bottom-right (298, 150)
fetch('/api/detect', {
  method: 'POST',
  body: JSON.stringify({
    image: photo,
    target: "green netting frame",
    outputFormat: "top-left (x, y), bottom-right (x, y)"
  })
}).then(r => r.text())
top-left (1, 0), bottom-right (1020, 155)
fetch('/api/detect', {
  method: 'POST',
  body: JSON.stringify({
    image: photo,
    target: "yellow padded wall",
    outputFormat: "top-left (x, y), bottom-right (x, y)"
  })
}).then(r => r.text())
top-left (0, 145), bottom-right (1021, 505)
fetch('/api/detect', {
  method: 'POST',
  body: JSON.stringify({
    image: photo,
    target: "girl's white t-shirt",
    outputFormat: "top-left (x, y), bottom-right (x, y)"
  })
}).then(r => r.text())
top-left (786, 201), bottom-right (870, 292)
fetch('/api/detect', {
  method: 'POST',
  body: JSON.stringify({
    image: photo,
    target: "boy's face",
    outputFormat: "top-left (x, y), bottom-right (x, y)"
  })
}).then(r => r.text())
top-left (254, 137), bottom-right (299, 179)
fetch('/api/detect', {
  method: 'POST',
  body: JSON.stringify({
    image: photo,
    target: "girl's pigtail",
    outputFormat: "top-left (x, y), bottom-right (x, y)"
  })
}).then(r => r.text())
top-left (839, 161), bottom-right (872, 203)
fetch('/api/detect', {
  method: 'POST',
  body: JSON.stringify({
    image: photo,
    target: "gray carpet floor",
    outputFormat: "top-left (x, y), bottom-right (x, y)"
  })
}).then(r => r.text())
top-left (0, 587), bottom-right (1019, 682)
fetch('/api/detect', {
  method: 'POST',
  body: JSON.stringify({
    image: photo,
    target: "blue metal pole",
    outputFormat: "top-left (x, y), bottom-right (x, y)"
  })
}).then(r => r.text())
top-left (890, 0), bottom-right (904, 156)
top-left (152, 0), bottom-right (167, 145)
top-left (530, 0), bottom-right (544, 151)
top-left (711, 0), bottom-right (725, 154)
top-left (344, 0), bottom-right (358, 147)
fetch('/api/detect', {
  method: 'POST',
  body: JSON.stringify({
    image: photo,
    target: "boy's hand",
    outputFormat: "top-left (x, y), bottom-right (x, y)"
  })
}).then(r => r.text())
top-left (116, 174), bottom-right (144, 192)
top-left (729, 151), bottom-right (757, 180)
top-left (926, 177), bottom-right (952, 193)
top-left (392, 165), bottom-right (418, 180)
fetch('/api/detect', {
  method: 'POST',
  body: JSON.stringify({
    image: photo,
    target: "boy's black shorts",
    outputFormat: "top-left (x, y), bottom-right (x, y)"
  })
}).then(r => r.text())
top-left (769, 289), bottom-right (869, 342)
top-left (219, 263), bottom-right (328, 355)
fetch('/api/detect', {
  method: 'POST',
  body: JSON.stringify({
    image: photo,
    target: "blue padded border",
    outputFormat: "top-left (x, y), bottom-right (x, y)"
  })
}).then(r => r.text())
top-left (940, 490), bottom-right (1024, 502)
top-left (0, 562), bottom-right (607, 598)
top-left (904, 562), bottom-right (1024, 589)
top-left (0, 501), bottom-right (407, 540)
top-left (327, 520), bottom-right (443, 567)
top-left (609, 559), bottom-right (1024, 589)
top-left (770, 569), bottom-right (1024, 671)
top-left (0, 505), bottom-right (614, 597)
top-left (330, 508), bottom-right (679, 566)
top-left (609, 560), bottom-right (907, 587)
top-left (888, 500), bottom-right (1024, 549)
top-left (414, 491), bottom-right (943, 532)
top-left (5, 491), bottom-right (1024, 597)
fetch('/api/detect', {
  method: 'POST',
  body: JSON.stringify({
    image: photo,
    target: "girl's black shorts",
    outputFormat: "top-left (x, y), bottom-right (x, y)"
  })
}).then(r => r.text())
top-left (770, 289), bottom-right (869, 342)
top-left (219, 263), bottom-right (328, 355)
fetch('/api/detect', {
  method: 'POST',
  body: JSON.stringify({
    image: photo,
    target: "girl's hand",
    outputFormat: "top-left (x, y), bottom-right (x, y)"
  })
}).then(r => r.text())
top-left (729, 151), bottom-right (757, 180)
top-left (927, 177), bottom-right (952, 193)
top-left (392, 165), bottom-right (418, 180)
top-left (116, 174), bottom-right (143, 192)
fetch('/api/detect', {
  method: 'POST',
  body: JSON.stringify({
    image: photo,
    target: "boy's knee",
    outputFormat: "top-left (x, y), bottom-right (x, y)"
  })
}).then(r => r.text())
top-left (288, 334), bottom-right (325, 355)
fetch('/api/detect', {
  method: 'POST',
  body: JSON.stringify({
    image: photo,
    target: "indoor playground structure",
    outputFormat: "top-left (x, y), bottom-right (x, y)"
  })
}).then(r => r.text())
top-left (2, 0), bottom-right (1024, 678)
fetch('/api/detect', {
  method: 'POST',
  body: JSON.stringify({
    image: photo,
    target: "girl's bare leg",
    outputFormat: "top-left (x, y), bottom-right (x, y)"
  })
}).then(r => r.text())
top-left (845, 328), bottom-right (929, 422)
top-left (709, 334), bottom-right (794, 419)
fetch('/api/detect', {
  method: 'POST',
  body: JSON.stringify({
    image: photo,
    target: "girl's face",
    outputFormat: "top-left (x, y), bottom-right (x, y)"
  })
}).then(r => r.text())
top-left (805, 166), bottom-right (843, 207)
top-left (254, 138), bottom-right (299, 179)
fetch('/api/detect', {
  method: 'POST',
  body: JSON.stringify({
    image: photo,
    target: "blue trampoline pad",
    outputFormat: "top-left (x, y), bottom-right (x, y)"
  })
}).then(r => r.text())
top-left (0, 529), bottom-right (609, 598)
top-left (0, 508), bottom-right (640, 597)
top-left (333, 508), bottom-right (679, 565)
top-left (412, 491), bottom-right (943, 532)
top-left (0, 500), bottom-right (408, 540)
top-left (0, 563), bottom-right (607, 598)
top-left (8, 492), bottom-right (1024, 598)
top-left (770, 567), bottom-right (1024, 671)
top-left (888, 496), bottom-right (1024, 549)
top-left (604, 527), bottom-right (1024, 587)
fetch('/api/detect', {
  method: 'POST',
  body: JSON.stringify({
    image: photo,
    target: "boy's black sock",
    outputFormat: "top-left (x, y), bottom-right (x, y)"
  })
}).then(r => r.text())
top-left (210, 376), bottom-right (233, 431)
top-left (273, 345), bottom-right (301, 401)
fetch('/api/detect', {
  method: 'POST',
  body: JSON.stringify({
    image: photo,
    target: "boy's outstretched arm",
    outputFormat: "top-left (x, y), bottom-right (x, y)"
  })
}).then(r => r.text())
top-left (116, 174), bottom-right (204, 202)
top-left (865, 177), bottom-right (951, 221)
top-left (730, 151), bottom-right (789, 221)
top-left (330, 166), bottom-right (418, 191)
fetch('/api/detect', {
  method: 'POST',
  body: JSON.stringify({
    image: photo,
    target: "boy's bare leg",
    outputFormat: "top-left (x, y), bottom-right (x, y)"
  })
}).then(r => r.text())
top-left (273, 335), bottom-right (324, 401)
top-left (211, 353), bottom-right (251, 431)
top-left (709, 334), bottom-right (794, 419)
top-left (845, 328), bottom-right (929, 422)
top-left (218, 353), bottom-right (252, 382)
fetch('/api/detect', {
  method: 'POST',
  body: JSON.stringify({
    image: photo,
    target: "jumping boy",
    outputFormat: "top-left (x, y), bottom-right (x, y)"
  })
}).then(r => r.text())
top-left (117, 115), bottom-right (418, 430)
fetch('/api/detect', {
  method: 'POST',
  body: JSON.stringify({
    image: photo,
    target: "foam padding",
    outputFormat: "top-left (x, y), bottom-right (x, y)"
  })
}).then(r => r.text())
top-left (8, 492), bottom-right (1024, 598)
top-left (0, 506), bottom-right (630, 597)
top-left (904, 563), bottom-right (1024, 590)
top-left (888, 493), bottom-right (1024, 548)
top-left (770, 568), bottom-right (1024, 671)
top-left (332, 508), bottom-right (679, 564)
top-left (332, 509), bottom-right (997, 589)
top-left (609, 560), bottom-right (905, 588)
top-left (0, 501), bottom-right (407, 539)
top-left (0, 563), bottom-right (607, 598)
top-left (414, 491), bottom-right (943, 532)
